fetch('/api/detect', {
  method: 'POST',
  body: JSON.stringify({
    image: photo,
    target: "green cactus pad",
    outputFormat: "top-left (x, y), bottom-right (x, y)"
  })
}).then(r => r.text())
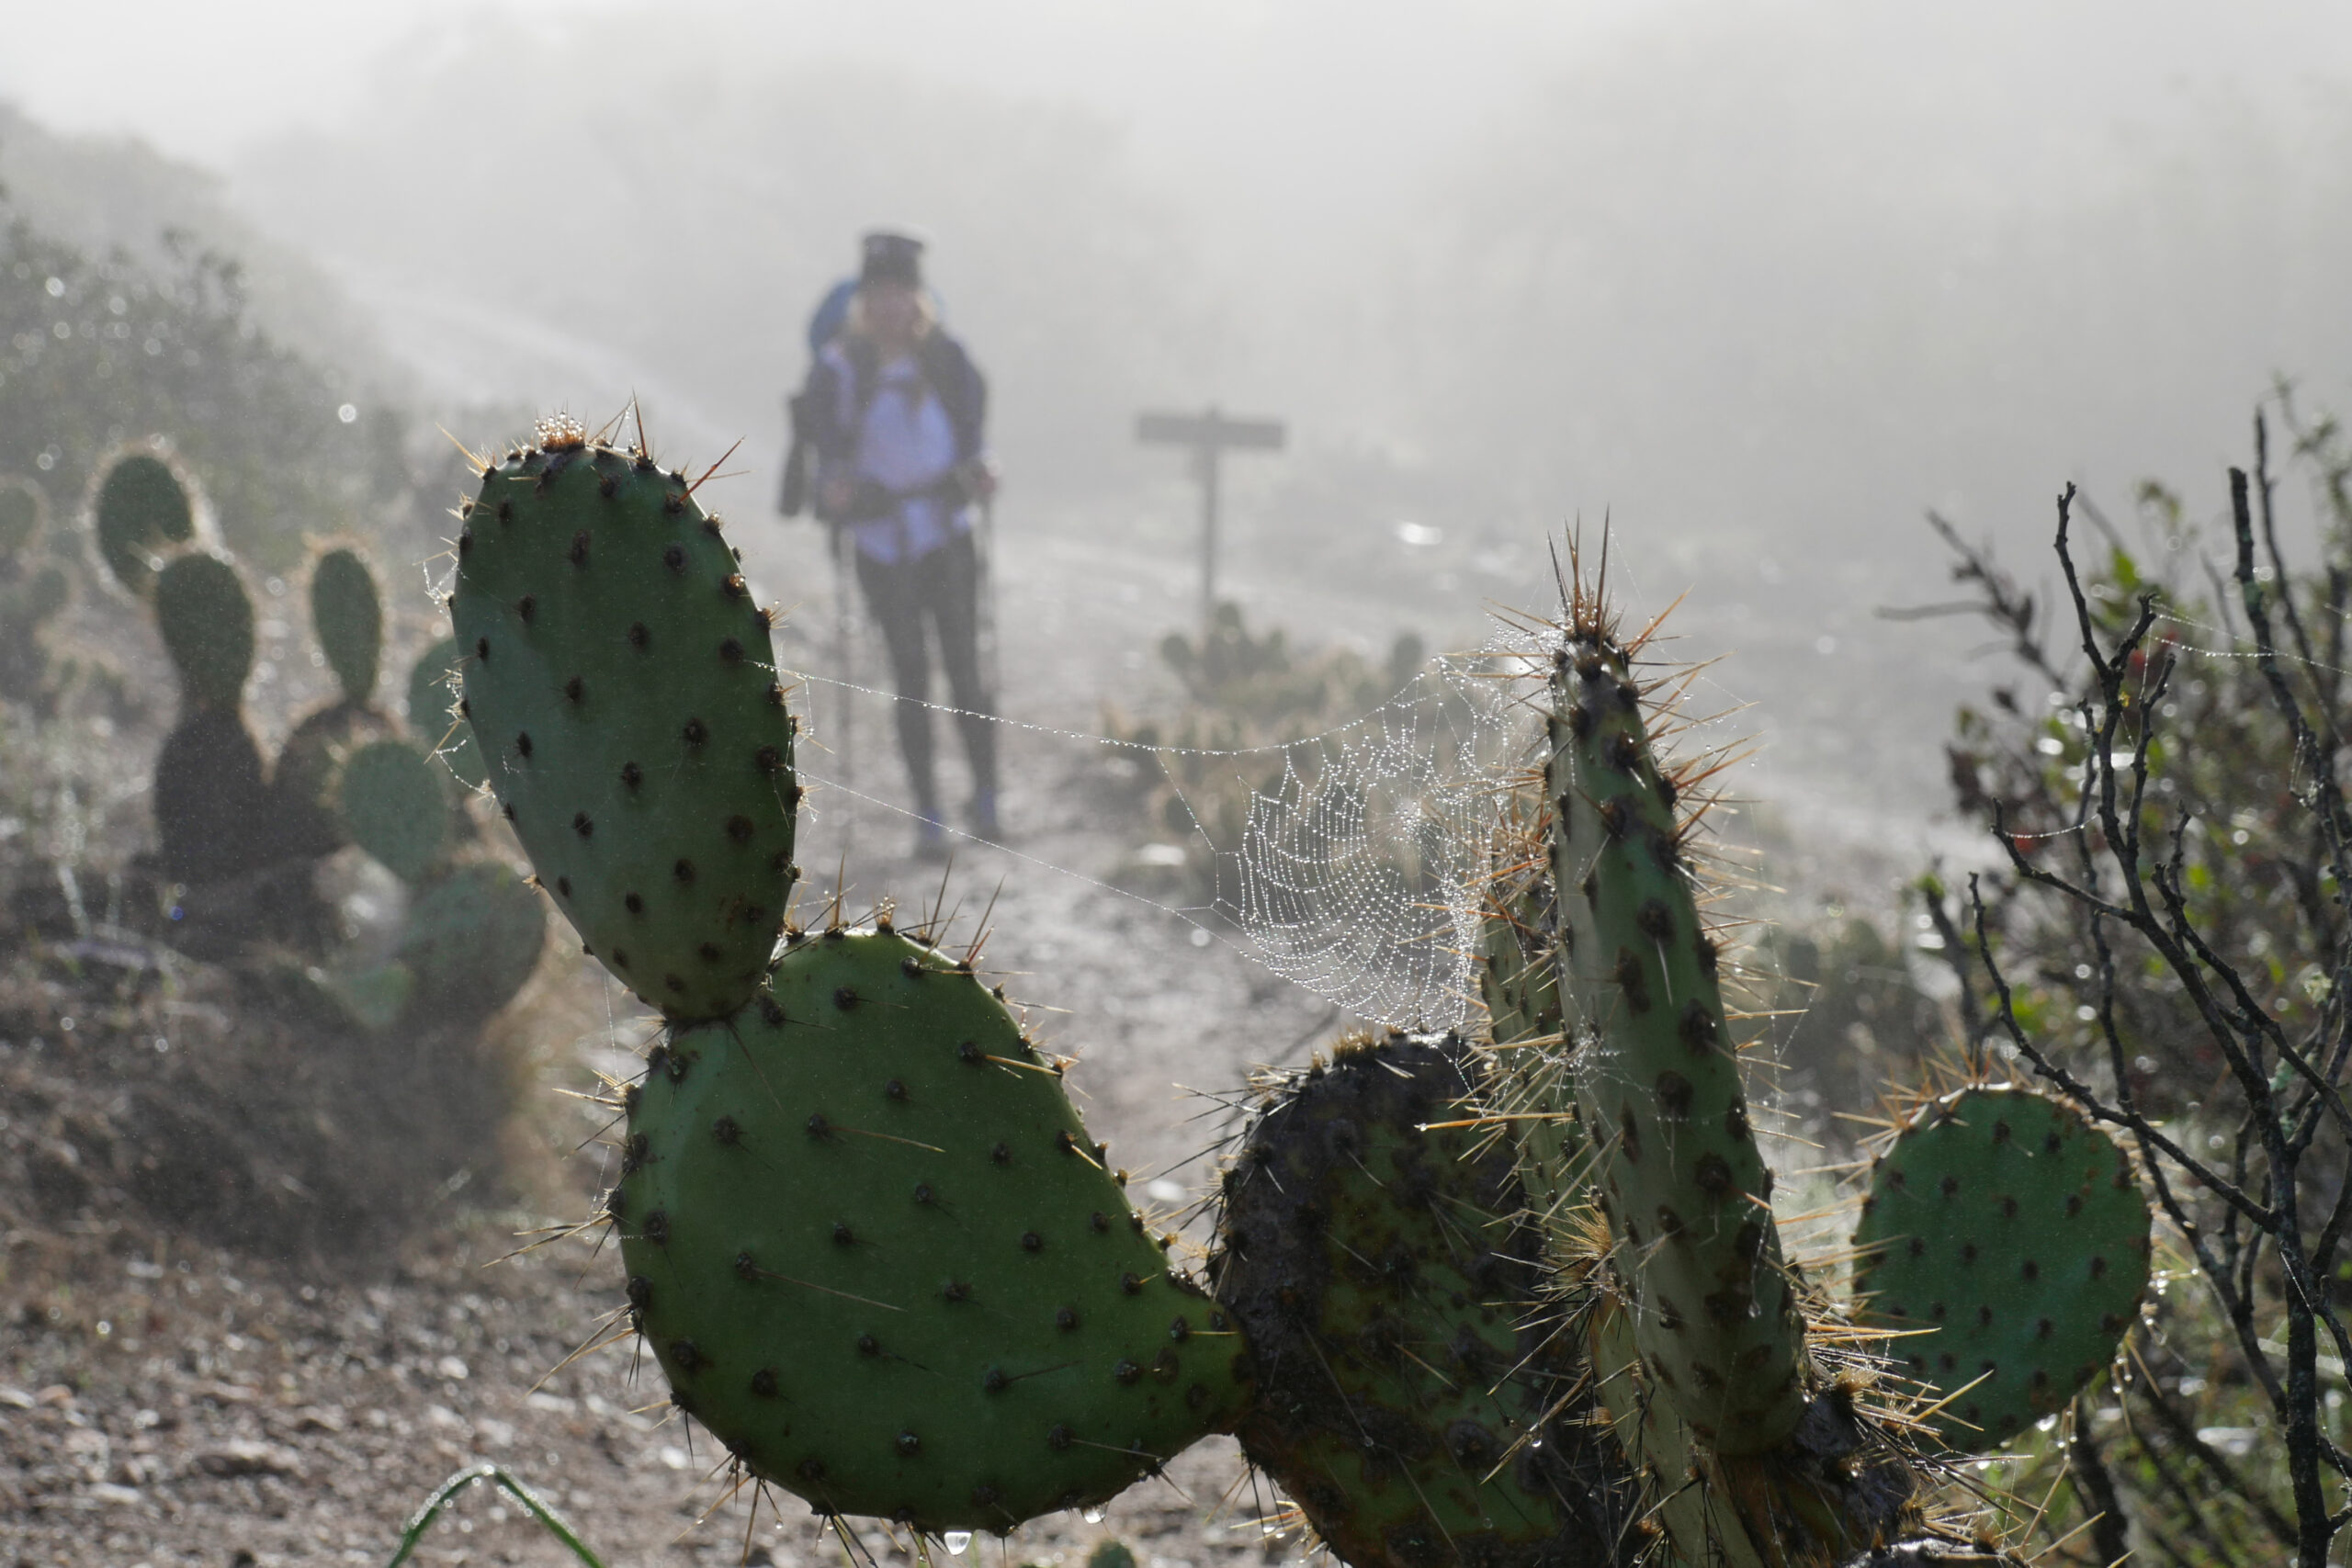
top-left (337, 739), bottom-right (450, 883)
top-left (1208, 1032), bottom-right (1634, 1568)
top-left (1479, 796), bottom-right (1562, 1052)
top-left (1853, 1086), bottom-right (2151, 1449)
top-left (616, 928), bottom-right (1248, 1531)
top-left (1542, 624), bottom-right (1807, 1454)
top-left (1582, 1281), bottom-right (1771, 1568)
top-left (449, 424), bottom-right (798, 1022)
top-left (311, 547), bottom-right (383, 704)
top-left (94, 451), bottom-right (195, 598)
top-left (406, 636), bottom-right (485, 789)
top-left (318, 961), bottom-right (418, 1033)
top-left (154, 710), bottom-right (272, 883)
top-left (153, 553), bottom-right (254, 712)
top-left (398, 863), bottom-right (547, 1021)
top-left (274, 703), bottom-right (395, 859)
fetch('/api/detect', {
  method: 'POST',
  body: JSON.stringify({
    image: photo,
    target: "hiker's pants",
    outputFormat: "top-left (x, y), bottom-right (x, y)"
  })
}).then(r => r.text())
top-left (854, 530), bottom-right (998, 813)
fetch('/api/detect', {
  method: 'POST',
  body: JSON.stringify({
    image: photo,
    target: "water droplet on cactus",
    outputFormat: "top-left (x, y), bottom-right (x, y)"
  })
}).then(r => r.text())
top-left (1084, 1508), bottom-right (1106, 1524)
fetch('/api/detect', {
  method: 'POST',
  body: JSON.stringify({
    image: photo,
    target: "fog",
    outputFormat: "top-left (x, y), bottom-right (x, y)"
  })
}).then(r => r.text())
top-left (11, 0), bottom-right (2352, 866)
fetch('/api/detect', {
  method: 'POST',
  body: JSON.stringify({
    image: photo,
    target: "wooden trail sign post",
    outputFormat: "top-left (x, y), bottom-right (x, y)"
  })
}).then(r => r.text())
top-left (1136, 406), bottom-right (1285, 634)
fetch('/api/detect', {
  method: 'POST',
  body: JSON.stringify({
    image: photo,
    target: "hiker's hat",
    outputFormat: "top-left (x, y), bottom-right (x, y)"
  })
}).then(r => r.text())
top-left (859, 231), bottom-right (925, 289)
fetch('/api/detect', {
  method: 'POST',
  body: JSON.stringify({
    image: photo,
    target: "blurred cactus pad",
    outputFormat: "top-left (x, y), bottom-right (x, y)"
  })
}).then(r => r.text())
top-left (153, 550), bottom-right (254, 712)
top-left (92, 449), bottom-right (196, 597)
top-left (0, 475), bottom-right (45, 557)
top-left (311, 544), bottom-right (384, 703)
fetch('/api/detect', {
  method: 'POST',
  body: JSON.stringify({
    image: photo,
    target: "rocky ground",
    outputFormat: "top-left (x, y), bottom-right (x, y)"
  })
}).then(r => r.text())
top-left (0, 503), bottom-right (1962, 1567)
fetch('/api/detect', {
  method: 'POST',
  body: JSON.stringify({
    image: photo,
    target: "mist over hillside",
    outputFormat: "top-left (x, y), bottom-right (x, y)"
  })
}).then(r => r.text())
top-left (0, 103), bottom-right (399, 399)
top-left (16, 0), bottom-right (2352, 868)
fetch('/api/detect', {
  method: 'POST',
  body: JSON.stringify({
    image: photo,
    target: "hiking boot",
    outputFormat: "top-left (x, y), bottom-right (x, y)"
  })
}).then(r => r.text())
top-left (970, 787), bottom-right (1001, 840)
top-left (912, 813), bottom-right (950, 862)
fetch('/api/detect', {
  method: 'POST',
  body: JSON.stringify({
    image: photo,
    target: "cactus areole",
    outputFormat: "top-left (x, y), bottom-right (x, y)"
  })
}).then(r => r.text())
top-left (1544, 623), bottom-right (1807, 1456)
top-left (450, 419), bottom-right (798, 1022)
top-left (616, 929), bottom-right (1250, 1530)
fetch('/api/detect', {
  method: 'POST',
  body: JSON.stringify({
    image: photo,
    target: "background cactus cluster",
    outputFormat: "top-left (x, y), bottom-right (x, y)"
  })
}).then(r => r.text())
top-left (440, 419), bottom-right (2154, 1566)
top-left (0, 442), bottom-right (549, 1029)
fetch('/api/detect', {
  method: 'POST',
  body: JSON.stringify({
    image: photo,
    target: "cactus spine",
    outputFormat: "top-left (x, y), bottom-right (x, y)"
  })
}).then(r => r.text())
top-left (407, 636), bottom-right (486, 788)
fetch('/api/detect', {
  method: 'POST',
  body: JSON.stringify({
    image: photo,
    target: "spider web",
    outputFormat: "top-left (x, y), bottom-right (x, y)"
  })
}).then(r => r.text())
top-left (1207, 636), bottom-right (1544, 1032)
top-left (771, 618), bottom-right (1557, 1034)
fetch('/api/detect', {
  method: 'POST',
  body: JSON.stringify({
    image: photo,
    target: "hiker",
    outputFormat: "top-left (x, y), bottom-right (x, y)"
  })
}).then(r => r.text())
top-left (783, 231), bottom-right (999, 858)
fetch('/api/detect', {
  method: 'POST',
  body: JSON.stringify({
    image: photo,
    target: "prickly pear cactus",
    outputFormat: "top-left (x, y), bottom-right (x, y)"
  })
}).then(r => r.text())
top-left (450, 420), bottom-right (797, 1022)
top-left (615, 926), bottom-right (1249, 1530)
top-left (338, 739), bottom-right (451, 883)
top-left (407, 636), bottom-right (485, 789)
top-left (397, 863), bottom-right (547, 1021)
top-left (92, 450), bottom-right (195, 598)
top-left (1208, 1031), bottom-right (1635, 1568)
top-left (154, 709), bottom-right (271, 884)
top-left (154, 553), bottom-right (254, 712)
top-left (1853, 1086), bottom-right (2151, 1448)
top-left (1542, 620), bottom-right (1807, 1456)
top-left (311, 546), bottom-right (383, 705)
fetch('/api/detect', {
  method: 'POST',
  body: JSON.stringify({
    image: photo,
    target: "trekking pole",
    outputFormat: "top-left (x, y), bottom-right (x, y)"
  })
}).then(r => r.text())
top-left (975, 491), bottom-right (1001, 703)
top-left (829, 521), bottom-right (855, 845)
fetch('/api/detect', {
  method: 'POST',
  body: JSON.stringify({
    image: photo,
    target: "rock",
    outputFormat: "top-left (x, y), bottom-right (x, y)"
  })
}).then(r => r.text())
top-left (193, 1440), bottom-right (302, 1479)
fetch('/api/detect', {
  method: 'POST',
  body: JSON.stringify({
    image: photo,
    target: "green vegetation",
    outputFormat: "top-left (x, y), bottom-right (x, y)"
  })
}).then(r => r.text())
top-left (0, 203), bottom-right (414, 573)
top-left (1905, 395), bottom-right (2352, 1566)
